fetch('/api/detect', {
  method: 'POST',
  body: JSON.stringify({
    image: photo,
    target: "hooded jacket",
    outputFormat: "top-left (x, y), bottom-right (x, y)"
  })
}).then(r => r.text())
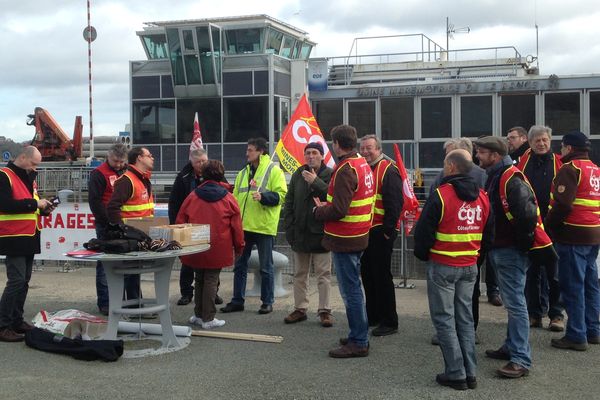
top-left (176, 181), bottom-right (245, 269)
top-left (414, 174), bottom-right (494, 261)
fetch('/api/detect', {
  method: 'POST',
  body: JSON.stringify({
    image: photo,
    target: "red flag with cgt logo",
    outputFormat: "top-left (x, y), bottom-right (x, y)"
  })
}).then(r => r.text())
top-left (275, 94), bottom-right (335, 174)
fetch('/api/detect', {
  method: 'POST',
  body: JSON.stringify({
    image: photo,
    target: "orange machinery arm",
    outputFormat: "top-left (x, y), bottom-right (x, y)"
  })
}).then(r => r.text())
top-left (27, 107), bottom-right (83, 161)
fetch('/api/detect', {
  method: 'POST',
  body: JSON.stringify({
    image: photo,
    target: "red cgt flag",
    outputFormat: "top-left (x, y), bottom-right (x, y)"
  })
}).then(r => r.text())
top-left (275, 94), bottom-right (335, 174)
top-left (393, 143), bottom-right (421, 234)
top-left (189, 112), bottom-right (204, 160)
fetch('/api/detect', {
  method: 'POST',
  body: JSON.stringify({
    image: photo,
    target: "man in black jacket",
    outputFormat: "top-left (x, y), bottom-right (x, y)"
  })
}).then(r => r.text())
top-left (359, 135), bottom-right (403, 337)
top-left (0, 146), bottom-right (55, 342)
top-left (507, 126), bottom-right (530, 164)
top-left (475, 136), bottom-right (537, 379)
top-left (168, 149), bottom-right (209, 305)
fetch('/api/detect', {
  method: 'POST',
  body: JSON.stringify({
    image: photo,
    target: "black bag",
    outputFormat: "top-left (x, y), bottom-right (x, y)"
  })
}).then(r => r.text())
top-left (84, 238), bottom-right (141, 254)
top-left (25, 328), bottom-right (124, 362)
top-left (106, 223), bottom-right (151, 243)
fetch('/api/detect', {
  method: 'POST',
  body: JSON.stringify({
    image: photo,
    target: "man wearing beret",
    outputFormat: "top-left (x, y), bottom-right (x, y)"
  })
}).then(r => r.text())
top-left (545, 131), bottom-right (600, 351)
top-left (474, 136), bottom-right (539, 379)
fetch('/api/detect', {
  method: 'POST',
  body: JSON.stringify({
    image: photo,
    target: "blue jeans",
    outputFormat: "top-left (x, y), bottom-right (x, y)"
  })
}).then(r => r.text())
top-left (232, 231), bottom-right (274, 306)
top-left (333, 251), bottom-right (368, 347)
top-left (95, 222), bottom-right (140, 309)
top-left (556, 243), bottom-right (600, 343)
top-left (488, 247), bottom-right (532, 369)
top-left (427, 262), bottom-right (477, 380)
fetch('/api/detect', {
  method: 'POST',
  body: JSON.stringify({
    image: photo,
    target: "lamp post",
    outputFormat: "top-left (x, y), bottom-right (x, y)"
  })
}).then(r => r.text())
top-left (82, 0), bottom-right (97, 160)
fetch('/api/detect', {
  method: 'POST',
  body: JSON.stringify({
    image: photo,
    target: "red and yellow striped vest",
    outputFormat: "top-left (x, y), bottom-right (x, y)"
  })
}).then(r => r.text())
top-left (371, 158), bottom-right (401, 229)
top-left (0, 167), bottom-right (41, 237)
top-left (119, 169), bottom-right (154, 221)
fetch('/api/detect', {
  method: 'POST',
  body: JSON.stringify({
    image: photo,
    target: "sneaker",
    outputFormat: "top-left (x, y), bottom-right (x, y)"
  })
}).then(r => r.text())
top-left (551, 336), bottom-right (588, 351)
top-left (284, 309), bottom-right (307, 324)
top-left (177, 295), bottom-right (193, 306)
top-left (548, 318), bottom-right (565, 332)
top-left (189, 315), bottom-right (204, 326)
top-left (201, 318), bottom-right (226, 329)
top-left (319, 312), bottom-right (334, 328)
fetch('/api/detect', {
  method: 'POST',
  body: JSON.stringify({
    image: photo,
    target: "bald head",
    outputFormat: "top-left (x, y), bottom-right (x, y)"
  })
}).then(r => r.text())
top-left (14, 146), bottom-right (42, 172)
top-left (443, 149), bottom-right (473, 177)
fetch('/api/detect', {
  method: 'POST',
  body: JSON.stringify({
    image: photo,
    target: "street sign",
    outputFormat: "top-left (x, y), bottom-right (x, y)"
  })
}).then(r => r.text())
top-left (2, 151), bottom-right (10, 161)
top-left (83, 26), bottom-right (97, 42)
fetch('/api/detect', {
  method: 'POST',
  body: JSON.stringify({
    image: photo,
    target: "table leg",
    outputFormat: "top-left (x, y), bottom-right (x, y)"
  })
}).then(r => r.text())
top-left (154, 259), bottom-right (179, 347)
top-left (103, 261), bottom-right (125, 340)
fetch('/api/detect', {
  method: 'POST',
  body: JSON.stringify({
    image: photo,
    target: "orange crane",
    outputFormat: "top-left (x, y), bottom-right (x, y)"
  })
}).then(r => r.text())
top-left (27, 107), bottom-right (83, 162)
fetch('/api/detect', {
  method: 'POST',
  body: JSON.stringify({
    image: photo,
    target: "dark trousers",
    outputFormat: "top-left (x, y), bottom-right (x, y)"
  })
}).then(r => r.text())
top-left (485, 253), bottom-right (500, 298)
top-left (0, 255), bottom-right (34, 328)
top-left (472, 256), bottom-right (486, 331)
top-left (95, 223), bottom-right (140, 309)
top-left (194, 269), bottom-right (220, 321)
top-left (525, 259), bottom-right (564, 320)
top-left (179, 264), bottom-right (195, 298)
top-left (360, 226), bottom-right (398, 328)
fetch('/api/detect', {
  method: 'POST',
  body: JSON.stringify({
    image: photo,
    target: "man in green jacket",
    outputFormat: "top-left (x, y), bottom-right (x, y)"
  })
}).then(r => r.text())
top-left (221, 138), bottom-right (287, 315)
top-left (282, 142), bottom-right (334, 327)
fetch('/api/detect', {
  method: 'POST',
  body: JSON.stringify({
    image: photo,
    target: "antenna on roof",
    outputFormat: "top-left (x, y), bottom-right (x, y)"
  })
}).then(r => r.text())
top-left (446, 17), bottom-right (470, 53)
top-left (534, 0), bottom-right (540, 69)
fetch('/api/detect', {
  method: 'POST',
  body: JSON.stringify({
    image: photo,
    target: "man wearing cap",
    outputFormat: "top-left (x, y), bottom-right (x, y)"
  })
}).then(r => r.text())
top-left (545, 131), bottom-right (600, 351)
top-left (474, 136), bottom-right (540, 379)
top-left (282, 142), bottom-right (334, 327)
top-left (359, 135), bottom-right (403, 337)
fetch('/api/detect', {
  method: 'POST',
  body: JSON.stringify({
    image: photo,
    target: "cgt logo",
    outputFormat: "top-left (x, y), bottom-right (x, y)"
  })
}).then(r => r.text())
top-left (458, 203), bottom-right (483, 224)
top-left (590, 173), bottom-right (600, 192)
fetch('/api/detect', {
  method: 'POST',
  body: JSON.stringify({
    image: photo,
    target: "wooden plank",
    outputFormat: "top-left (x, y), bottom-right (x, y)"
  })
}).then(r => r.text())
top-left (191, 330), bottom-right (283, 343)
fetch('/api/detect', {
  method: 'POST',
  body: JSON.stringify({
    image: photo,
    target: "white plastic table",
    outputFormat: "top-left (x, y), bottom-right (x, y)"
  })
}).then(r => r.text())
top-left (67, 244), bottom-right (209, 348)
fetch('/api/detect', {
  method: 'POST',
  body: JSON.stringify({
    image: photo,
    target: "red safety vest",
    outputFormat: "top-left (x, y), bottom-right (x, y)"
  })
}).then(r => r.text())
top-left (0, 167), bottom-right (41, 237)
top-left (371, 158), bottom-right (401, 230)
top-left (324, 154), bottom-right (374, 238)
top-left (118, 169), bottom-right (155, 220)
top-left (95, 162), bottom-right (121, 205)
top-left (429, 183), bottom-right (490, 267)
top-left (551, 159), bottom-right (600, 228)
top-left (498, 166), bottom-right (553, 250)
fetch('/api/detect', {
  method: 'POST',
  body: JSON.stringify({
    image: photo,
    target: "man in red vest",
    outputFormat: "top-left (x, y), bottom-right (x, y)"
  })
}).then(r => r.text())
top-left (358, 135), bottom-right (402, 337)
top-left (88, 143), bottom-right (128, 315)
top-left (0, 146), bottom-right (55, 342)
top-left (106, 146), bottom-right (156, 305)
top-left (314, 125), bottom-right (374, 358)
top-left (414, 149), bottom-right (492, 390)
top-left (545, 131), bottom-right (600, 351)
top-left (474, 136), bottom-right (539, 379)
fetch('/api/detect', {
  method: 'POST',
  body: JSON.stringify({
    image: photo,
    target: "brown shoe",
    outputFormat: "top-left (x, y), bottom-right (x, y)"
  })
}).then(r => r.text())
top-left (329, 342), bottom-right (369, 358)
top-left (0, 328), bottom-right (25, 342)
top-left (529, 317), bottom-right (543, 328)
top-left (548, 318), bottom-right (565, 332)
top-left (319, 312), bottom-right (333, 328)
top-left (12, 321), bottom-right (35, 334)
top-left (485, 347), bottom-right (510, 360)
top-left (284, 309), bottom-right (307, 324)
top-left (551, 336), bottom-right (588, 351)
top-left (497, 362), bottom-right (529, 378)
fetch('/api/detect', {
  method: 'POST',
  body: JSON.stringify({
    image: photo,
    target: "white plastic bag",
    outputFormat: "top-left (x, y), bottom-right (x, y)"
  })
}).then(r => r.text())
top-left (32, 309), bottom-right (107, 340)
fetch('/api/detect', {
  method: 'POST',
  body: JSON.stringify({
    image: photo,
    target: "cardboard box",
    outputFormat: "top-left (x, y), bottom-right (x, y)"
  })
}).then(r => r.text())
top-left (126, 217), bottom-right (169, 234)
top-left (149, 224), bottom-right (210, 246)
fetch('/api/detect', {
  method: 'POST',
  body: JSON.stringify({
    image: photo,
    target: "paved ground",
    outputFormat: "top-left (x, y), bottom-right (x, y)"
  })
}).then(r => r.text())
top-left (1, 264), bottom-right (599, 400)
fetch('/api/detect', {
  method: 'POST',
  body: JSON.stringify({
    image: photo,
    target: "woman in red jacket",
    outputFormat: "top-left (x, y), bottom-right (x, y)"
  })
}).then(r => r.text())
top-left (176, 160), bottom-right (245, 329)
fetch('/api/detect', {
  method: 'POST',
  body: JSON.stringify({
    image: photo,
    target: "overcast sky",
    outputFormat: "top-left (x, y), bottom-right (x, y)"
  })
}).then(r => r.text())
top-left (1, 0), bottom-right (599, 143)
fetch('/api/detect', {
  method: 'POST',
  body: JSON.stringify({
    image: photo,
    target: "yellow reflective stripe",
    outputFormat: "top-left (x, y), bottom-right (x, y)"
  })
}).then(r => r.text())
top-left (375, 194), bottom-right (383, 200)
top-left (435, 232), bottom-right (483, 242)
top-left (349, 197), bottom-right (374, 207)
top-left (340, 214), bottom-right (372, 223)
top-left (506, 212), bottom-right (514, 221)
top-left (564, 222), bottom-right (600, 227)
top-left (373, 207), bottom-right (385, 215)
top-left (121, 202), bottom-right (155, 212)
top-left (0, 213), bottom-right (37, 221)
top-left (326, 194), bottom-right (333, 202)
top-left (572, 198), bottom-right (600, 207)
top-left (430, 249), bottom-right (479, 257)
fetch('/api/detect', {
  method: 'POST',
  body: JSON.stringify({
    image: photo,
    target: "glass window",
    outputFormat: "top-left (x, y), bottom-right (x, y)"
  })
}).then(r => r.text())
top-left (381, 98), bottom-right (414, 140)
top-left (382, 142), bottom-right (414, 169)
top-left (162, 145), bottom-right (176, 171)
top-left (418, 142), bottom-right (446, 168)
top-left (266, 29), bottom-right (283, 55)
top-left (196, 26), bottom-right (215, 84)
top-left (291, 41), bottom-right (302, 59)
top-left (254, 71), bottom-right (268, 95)
top-left (274, 71), bottom-right (291, 97)
top-left (461, 96), bottom-right (492, 137)
top-left (224, 97), bottom-right (268, 142)
top-left (591, 92), bottom-right (600, 136)
top-left (545, 92), bottom-right (580, 133)
top-left (300, 43), bottom-right (312, 60)
top-left (132, 101), bottom-right (175, 144)
top-left (142, 35), bottom-right (168, 59)
top-left (501, 94), bottom-right (535, 134)
top-left (348, 101), bottom-right (376, 138)
top-left (314, 100), bottom-right (343, 140)
top-left (132, 76), bottom-right (160, 100)
top-left (590, 139), bottom-right (600, 166)
top-left (226, 28), bottom-right (264, 54)
top-left (166, 28), bottom-right (185, 85)
top-left (223, 144), bottom-right (249, 172)
top-left (145, 145), bottom-right (161, 171)
top-left (211, 26), bottom-right (222, 83)
top-left (182, 30), bottom-right (195, 51)
top-left (184, 55), bottom-right (201, 84)
top-left (421, 97), bottom-right (451, 138)
top-left (176, 144), bottom-right (222, 171)
top-left (223, 71), bottom-right (253, 96)
top-left (161, 75), bottom-right (174, 98)
top-left (176, 99), bottom-right (221, 144)
top-left (280, 36), bottom-right (296, 58)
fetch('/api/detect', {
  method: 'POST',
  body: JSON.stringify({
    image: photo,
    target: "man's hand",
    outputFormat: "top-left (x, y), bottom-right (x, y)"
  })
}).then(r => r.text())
top-left (37, 199), bottom-right (52, 210)
top-left (251, 191), bottom-right (262, 201)
top-left (313, 197), bottom-right (325, 207)
top-left (301, 168), bottom-right (317, 184)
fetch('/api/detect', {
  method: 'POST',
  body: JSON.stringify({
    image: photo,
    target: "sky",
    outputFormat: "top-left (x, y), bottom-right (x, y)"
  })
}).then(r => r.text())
top-left (1, 0), bottom-right (599, 143)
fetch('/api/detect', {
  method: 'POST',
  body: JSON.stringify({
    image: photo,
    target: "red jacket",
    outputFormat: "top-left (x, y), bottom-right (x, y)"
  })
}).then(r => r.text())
top-left (176, 181), bottom-right (245, 269)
